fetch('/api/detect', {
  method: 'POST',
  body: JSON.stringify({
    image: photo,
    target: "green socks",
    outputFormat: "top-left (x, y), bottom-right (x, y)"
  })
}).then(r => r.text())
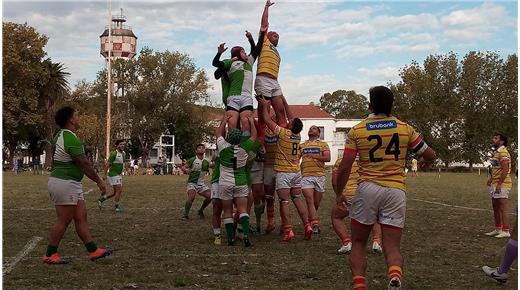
top-left (254, 203), bottom-right (264, 228)
top-left (46, 245), bottom-right (58, 257)
top-left (85, 241), bottom-right (98, 253)
top-left (184, 201), bottom-right (192, 217)
top-left (224, 218), bottom-right (235, 243)
top-left (239, 213), bottom-right (250, 239)
top-left (199, 198), bottom-right (211, 212)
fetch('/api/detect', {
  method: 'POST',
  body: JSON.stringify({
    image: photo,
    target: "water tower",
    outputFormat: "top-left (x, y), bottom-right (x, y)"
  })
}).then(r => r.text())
top-left (99, 6), bottom-right (138, 161)
top-left (99, 9), bottom-right (137, 59)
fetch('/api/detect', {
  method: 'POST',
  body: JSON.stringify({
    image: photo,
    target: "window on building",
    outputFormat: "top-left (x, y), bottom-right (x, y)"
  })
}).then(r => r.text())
top-left (318, 126), bottom-right (325, 139)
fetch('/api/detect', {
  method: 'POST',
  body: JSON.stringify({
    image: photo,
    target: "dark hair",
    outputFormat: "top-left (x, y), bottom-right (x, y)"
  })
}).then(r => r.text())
top-left (196, 143), bottom-right (205, 150)
top-left (291, 118), bottom-right (303, 134)
top-left (115, 139), bottom-right (124, 146)
top-left (369, 86), bottom-right (393, 116)
top-left (314, 126), bottom-right (321, 133)
top-left (494, 132), bottom-right (508, 146)
top-left (54, 106), bottom-right (75, 128)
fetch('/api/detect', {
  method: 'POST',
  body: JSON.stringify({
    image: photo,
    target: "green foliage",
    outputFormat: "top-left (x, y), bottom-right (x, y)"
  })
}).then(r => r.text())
top-left (390, 51), bottom-right (517, 166)
top-left (69, 47), bottom-right (211, 161)
top-left (319, 89), bottom-right (369, 119)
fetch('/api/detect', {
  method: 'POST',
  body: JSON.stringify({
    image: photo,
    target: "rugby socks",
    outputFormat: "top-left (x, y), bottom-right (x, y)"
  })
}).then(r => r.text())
top-left (199, 198), bottom-right (211, 212)
top-left (502, 224), bottom-right (510, 233)
top-left (239, 213), bottom-right (250, 238)
top-left (213, 228), bottom-right (221, 236)
top-left (352, 275), bottom-right (367, 290)
top-left (254, 203), bottom-right (265, 228)
top-left (85, 241), bottom-right (98, 253)
top-left (388, 265), bottom-right (402, 281)
top-left (266, 197), bottom-right (275, 224)
top-left (184, 201), bottom-right (192, 217)
top-left (495, 223), bottom-right (502, 231)
top-left (224, 218), bottom-right (235, 243)
top-left (46, 245), bottom-right (58, 257)
top-left (342, 237), bottom-right (351, 246)
top-left (498, 239), bottom-right (518, 274)
top-left (310, 218), bottom-right (319, 227)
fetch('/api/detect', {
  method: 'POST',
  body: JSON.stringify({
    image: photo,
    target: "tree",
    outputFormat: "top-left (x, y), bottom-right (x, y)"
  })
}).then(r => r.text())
top-left (319, 90), bottom-right (369, 119)
top-left (393, 53), bottom-right (463, 168)
top-left (390, 51), bottom-right (517, 168)
top-left (3, 22), bottom-right (48, 162)
top-left (38, 59), bottom-right (70, 167)
top-left (77, 47), bottom-right (211, 165)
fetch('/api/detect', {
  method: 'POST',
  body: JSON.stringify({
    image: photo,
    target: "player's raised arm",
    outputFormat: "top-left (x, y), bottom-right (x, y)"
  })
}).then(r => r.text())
top-left (258, 96), bottom-right (277, 133)
top-left (212, 43), bottom-right (228, 68)
top-left (260, 0), bottom-right (274, 30)
top-left (248, 116), bottom-right (258, 141)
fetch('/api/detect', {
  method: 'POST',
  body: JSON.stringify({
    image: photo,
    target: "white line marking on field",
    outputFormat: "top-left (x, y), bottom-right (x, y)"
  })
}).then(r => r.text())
top-left (409, 198), bottom-right (517, 216)
top-left (3, 236), bottom-right (43, 275)
top-left (4, 253), bottom-right (265, 260)
top-left (84, 188), bottom-right (94, 195)
top-left (4, 207), bottom-right (183, 211)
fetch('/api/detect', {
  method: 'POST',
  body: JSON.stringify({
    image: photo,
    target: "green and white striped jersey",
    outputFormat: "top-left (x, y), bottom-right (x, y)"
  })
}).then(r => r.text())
top-left (222, 56), bottom-right (255, 98)
top-left (187, 156), bottom-right (210, 185)
top-left (107, 150), bottom-right (126, 177)
top-left (217, 136), bottom-right (258, 186)
top-left (50, 129), bottom-right (85, 182)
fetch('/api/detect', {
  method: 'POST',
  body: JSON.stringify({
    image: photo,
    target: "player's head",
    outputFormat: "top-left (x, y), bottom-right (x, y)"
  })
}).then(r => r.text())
top-left (231, 46), bottom-right (247, 62)
top-left (308, 125), bottom-right (320, 138)
top-left (226, 128), bottom-right (243, 145)
top-left (289, 118), bottom-right (303, 134)
top-left (115, 139), bottom-right (125, 150)
top-left (492, 132), bottom-right (508, 147)
top-left (267, 31), bottom-right (279, 46)
top-left (195, 143), bottom-right (206, 155)
top-left (369, 86), bottom-right (393, 116)
top-left (55, 106), bottom-right (79, 130)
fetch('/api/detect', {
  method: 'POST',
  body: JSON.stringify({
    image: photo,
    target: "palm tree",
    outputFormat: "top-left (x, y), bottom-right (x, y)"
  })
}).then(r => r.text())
top-left (39, 59), bottom-right (70, 168)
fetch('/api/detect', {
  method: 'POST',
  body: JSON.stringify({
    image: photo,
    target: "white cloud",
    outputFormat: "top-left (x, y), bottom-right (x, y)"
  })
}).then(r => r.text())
top-left (440, 2), bottom-right (516, 41)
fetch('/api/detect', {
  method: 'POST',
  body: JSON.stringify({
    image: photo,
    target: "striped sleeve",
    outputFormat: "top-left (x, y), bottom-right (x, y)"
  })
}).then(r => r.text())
top-left (344, 128), bottom-right (358, 153)
top-left (407, 125), bottom-right (427, 154)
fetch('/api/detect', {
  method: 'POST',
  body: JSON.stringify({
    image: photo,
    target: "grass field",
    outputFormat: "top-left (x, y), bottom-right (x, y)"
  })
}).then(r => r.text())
top-left (2, 171), bottom-right (518, 289)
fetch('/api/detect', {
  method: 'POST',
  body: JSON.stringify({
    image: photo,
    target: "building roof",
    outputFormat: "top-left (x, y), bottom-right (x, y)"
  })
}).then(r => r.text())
top-left (253, 105), bottom-right (333, 119)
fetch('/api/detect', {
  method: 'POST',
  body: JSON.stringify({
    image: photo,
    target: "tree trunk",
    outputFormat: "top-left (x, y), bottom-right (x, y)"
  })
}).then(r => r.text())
top-left (444, 161), bottom-right (449, 171)
top-left (469, 161), bottom-right (473, 172)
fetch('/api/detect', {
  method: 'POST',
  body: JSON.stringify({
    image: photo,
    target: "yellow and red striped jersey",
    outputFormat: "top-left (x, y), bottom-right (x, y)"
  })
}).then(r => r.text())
top-left (300, 139), bottom-right (330, 177)
top-left (344, 114), bottom-right (424, 191)
top-left (257, 37), bottom-right (281, 79)
top-left (263, 126), bottom-right (278, 167)
top-left (490, 146), bottom-right (513, 189)
top-left (274, 126), bottom-right (301, 173)
top-left (333, 157), bottom-right (360, 198)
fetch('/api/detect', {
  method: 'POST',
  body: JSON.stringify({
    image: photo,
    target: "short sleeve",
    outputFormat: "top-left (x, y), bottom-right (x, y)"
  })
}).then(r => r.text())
top-left (187, 157), bottom-right (195, 167)
top-left (108, 151), bottom-right (116, 163)
top-left (217, 136), bottom-right (230, 153)
top-left (240, 138), bottom-right (255, 152)
top-left (344, 129), bottom-right (357, 152)
top-left (222, 59), bottom-right (232, 71)
top-left (322, 141), bottom-right (330, 152)
top-left (63, 131), bottom-right (85, 157)
top-left (407, 125), bottom-right (423, 149)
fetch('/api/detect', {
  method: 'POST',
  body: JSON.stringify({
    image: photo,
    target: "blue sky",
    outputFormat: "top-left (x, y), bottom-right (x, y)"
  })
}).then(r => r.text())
top-left (4, 1), bottom-right (518, 105)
